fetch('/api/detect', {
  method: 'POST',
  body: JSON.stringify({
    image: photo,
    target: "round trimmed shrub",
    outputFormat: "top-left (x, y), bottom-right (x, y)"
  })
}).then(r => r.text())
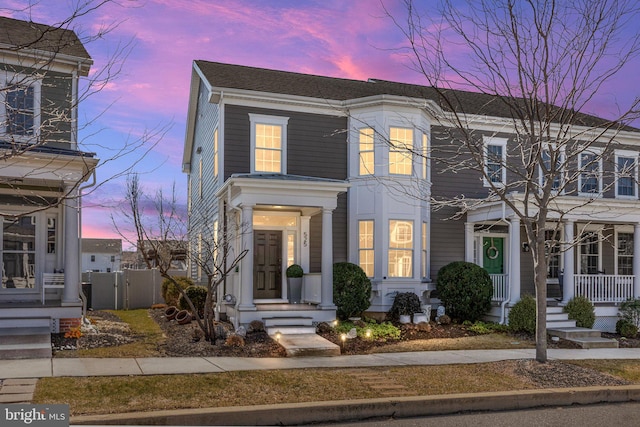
top-left (178, 285), bottom-right (208, 317)
top-left (286, 264), bottom-right (303, 278)
top-left (563, 295), bottom-right (595, 328)
top-left (616, 319), bottom-right (638, 338)
top-left (388, 292), bottom-right (422, 321)
top-left (436, 261), bottom-right (493, 322)
top-left (508, 295), bottom-right (536, 334)
top-left (333, 262), bottom-right (372, 320)
top-left (161, 276), bottom-right (193, 306)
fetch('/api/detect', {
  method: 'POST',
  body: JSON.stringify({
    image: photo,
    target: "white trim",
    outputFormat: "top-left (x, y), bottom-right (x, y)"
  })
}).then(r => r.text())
top-left (249, 113), bottom-right (289, 174)
top-left (615, 150), bottom-right (638, 200)
top-left (482, 136), bottom-right (507, 187)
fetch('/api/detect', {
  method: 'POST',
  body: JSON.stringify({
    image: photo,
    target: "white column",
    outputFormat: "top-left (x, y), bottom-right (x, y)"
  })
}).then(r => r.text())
top-left (563, 219), bottom-right (575, 303)
top-left (464, 222), bottom-right (475, 263)
top-left (319, 208), bottom-right (336, 310)
top-left (300, 215), bottom-right (311, 273)
top-left (509, 217), bottom-right (521, 302)
top-left (634, 223), bottom-right (640, 298)
top-left (238, 204), bottom-right (256, 310)
top-left (62, 186), bottom-right (80, 304)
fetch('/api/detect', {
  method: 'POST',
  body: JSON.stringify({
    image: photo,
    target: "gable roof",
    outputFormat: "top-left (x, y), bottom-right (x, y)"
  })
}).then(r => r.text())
top-left (194, 60), bottom-right (635, 131)
top-left (0, 15), bottom-right (91, 60)
top-left (82, 239), bottom-right (122, 253)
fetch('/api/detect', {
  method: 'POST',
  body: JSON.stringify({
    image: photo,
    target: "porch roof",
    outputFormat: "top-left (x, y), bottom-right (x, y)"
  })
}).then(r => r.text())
top-left (465, 193), bottom-right (640, 224)
top-left (217, 174), bottom-right (349, 211)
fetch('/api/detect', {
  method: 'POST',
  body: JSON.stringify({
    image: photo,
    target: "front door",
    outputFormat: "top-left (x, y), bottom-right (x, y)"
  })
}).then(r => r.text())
top-left (254, 230), bottom-right (282, 299)
top-left (483, 237), bottom-right (504, 274)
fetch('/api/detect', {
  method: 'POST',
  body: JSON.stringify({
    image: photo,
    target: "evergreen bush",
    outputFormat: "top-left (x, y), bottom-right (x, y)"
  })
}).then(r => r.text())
top-left (436, 261), bottom-right (493, 322)
top-left (178, 285), bottom-right (208, 317)
top-left (333, 262), bottom-right (372, 320)
top-left (387, 292), bottom-right (422, 321)
top-left (161, 276), bottom-right (193, 306)
top-left (616, 319), bottom-right (638, 338)
top-left (563, 295), bottom-right (595, 328)
top-left (508, 295), bottom-right (536, 334)
top-left (619, 298), bottom-right (640, 328)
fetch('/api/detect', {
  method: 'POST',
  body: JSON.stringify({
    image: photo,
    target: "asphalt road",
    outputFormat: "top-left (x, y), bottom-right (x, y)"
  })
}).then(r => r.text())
top-left (319, 401), bottom-right (640, 427)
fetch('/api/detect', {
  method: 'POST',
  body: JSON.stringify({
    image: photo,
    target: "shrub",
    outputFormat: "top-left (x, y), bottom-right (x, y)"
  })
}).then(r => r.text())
top-left (508, 295), bottom-right (536, 334)
top-left (387, 292), bottom-right (422, 321)
top-left (333, 262), bottom-right (372, 320)
top-left (616, 320), bottom-right (638, 338)
top-left (468, 321), bottom-right (509, 335)
top-left (437, 314), bottom-right (451, 325)
top-left (286, 264), bottom-right (303, 278)
top-left (334, 320), bottom-right (401, 340)
top-left (224, 334), bottom-right (245, 347)
top-left (161, 276), bottom-right (193, 306)
top-left (178, 285), bottom-right (208, 317)
top-left (619, 298), bottom-right (640, 328)
top-left (436, 261), bottom-right (493, 322)
top-left (563, 295), bottom-right (595, 328)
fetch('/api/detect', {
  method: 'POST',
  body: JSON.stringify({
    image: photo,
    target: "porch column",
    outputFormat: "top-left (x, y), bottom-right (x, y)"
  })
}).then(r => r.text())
top-left (319, 208), bottom-right (336, 310)
top-left (62, 185), bottom-right (80, 304)
top-left (300, 215), bottom-right (311, 273)
top-left (563, 219), bottom-right (575, 303)
top-left (509, 217), bottom-right (521, 302)
top-left (634, 223), bottom-right (640, 298)
top-left (464, 222), bottom-right (474, 263)
top-left (239, 204), bottom-right (256, 310)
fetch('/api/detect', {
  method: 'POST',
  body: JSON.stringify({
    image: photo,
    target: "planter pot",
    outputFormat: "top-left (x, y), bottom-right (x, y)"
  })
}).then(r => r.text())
top-left (287, 277), bottom-right (303, 304)
top-left (399, 314), bottom-right (411, 324)
top-left (413, 313), bottom-right (428, 324)
top-left (175, 310), bottom-right (192, 325)
top-left (164, 306), bottom-right (178, 321)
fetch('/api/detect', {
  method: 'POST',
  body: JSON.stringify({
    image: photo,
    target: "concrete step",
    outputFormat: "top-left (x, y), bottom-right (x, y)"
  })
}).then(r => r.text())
top-left (546, 319), bottom-right (576, 328)
top-left (548, 327), bottom-right (603, 339)
top-left (266, 325), bottom-right (316, 335)
top-left (567, 337), bottom-right (619, 349)
top-left (547, 312), bottom-right (570, 322)
top-left (546, 306), bottom-right (565, 314)
top-left (0, 319), bottom-right (52, 359)
top-left (263, 316), bottom-right (313, 327)
top-left (273, 333), bottom-right (340, 357)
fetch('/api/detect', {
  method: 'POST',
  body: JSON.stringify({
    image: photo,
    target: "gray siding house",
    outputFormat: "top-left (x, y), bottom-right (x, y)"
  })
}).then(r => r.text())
top-left (183, 60), bottom-right (640, 331)
top-left (0, 17), bottom-right (98, 347)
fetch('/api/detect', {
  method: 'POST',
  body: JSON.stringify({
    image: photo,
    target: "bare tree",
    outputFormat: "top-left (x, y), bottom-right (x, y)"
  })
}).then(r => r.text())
top-left (114, 174), bottom-right (248, 343)
top-left (383, 0), bottom-right (640, 362)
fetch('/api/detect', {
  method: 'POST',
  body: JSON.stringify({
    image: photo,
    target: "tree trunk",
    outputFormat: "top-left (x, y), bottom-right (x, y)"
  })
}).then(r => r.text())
top-left (534, 239), bottom-right (548, 363)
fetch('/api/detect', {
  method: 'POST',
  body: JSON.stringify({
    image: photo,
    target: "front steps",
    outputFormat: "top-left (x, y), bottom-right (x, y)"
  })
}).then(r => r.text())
top-left (264, 316), bottom-right (340, 357)
top-left (0, 318), bottom-right (52, 359)
top-left (546, 306), bottom-right (618, 349)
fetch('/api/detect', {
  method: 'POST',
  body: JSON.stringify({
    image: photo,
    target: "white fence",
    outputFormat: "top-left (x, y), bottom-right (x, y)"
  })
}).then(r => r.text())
top-left (490, 274), bottom-right (508, 302)
top-left (573, 274), bottom-right (634, 303)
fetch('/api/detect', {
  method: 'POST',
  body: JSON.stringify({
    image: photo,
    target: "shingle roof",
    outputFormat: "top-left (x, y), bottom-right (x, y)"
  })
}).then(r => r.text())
top-left (82, 239), bottom-right (122, 253)
top-left (195, 60), bottom-right (634, 131)
top-left (0, 15), bottom-right (90, 59)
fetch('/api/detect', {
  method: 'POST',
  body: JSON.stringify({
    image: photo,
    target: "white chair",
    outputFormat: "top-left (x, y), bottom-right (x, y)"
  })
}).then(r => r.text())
top-left (42, 273), bottom-right (65, 304)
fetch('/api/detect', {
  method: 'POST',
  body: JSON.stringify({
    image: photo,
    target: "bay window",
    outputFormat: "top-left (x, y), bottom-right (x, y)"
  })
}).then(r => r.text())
top-left (389, 127), bottom-right (413, 175)
top-left (358, 220), bottom-right (374, 277)
top-left (359, 128), bottom-right (374, 175)
top-left (388, 220), bottom-right (413, 277)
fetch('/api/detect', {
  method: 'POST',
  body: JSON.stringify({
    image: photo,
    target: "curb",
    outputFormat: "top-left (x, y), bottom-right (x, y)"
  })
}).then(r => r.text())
top-left (71, 385), bottom-right (640, 426)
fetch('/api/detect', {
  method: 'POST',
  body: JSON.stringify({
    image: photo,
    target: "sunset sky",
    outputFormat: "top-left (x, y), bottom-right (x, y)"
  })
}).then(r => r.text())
top-left (1, 0), bottom-right (638, 246)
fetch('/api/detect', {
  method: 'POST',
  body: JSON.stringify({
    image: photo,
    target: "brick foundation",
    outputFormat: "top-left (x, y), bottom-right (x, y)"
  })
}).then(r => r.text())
top-left (59, 317), bottom-right (82, 332)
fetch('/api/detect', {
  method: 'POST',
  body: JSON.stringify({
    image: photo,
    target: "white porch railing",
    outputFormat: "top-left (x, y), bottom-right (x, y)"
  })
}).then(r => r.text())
top-left (573, 274), bottom-right (634, 303)
top-left (490, 274), bottom-right (508, 302)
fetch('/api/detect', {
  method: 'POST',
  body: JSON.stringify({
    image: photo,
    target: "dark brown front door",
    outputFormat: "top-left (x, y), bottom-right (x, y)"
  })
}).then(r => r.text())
top-left (254, 230), bottom-right (282, 299)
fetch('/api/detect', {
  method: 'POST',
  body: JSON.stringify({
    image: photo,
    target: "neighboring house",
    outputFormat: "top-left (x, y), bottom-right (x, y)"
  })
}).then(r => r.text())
top-left (182, 60), bottom-right (640, 331)
top-left (81, 239), bottom-right (122, 272)
top-left (0, 17), bottom-right (97, 337)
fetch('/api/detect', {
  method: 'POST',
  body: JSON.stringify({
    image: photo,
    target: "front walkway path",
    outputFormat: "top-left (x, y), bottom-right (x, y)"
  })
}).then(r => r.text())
top-left (1, 347), bottom-right (639, 379)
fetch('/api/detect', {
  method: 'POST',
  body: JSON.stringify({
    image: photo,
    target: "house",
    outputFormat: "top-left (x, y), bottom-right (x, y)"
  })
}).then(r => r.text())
top-left (0, 16), bottom-right (97, 356)
top-left (81, 239), bottom-right (122, 272)
top-left (182, 60), bottom-right (640, 332)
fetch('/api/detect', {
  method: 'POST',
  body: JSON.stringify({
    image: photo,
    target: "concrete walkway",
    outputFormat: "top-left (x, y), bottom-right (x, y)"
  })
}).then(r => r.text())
top-left (1, 347), bottom-right (639, 379)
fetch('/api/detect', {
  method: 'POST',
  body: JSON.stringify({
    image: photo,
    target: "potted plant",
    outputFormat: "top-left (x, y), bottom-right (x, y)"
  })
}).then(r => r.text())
top-left (286, 264), bottom-right (304, 304)
top-left (388, 292), bottom-right (422, 324)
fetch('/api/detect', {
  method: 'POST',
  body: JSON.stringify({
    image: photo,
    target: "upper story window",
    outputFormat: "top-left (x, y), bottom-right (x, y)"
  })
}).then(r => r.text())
top-left (359, 128), bottom-right (374, 175)
top-left (615, 151), bottom-right (638, 199)
top-left (389, 127), bottom-right (413, 175)
top-left (540, 148), bottom-right (564, 192)
top-left (1, 73), bottom-right (41, 142)
top-left (422, 133), bottom-right (428, 180)
top-left (249, 114), bottom-right (289, 174)
top-left (578, 150), bottom-right (602, 196)
top-left (483, 137), bottom-right (507, 187)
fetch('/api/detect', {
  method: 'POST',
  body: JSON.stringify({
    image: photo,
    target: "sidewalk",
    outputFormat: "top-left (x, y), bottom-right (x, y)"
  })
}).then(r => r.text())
top-left (1, 347), bottom-right (639, 379)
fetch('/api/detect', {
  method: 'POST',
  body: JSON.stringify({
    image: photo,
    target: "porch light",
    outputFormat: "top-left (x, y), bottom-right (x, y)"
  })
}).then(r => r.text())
top-left (522, 243), bottom-right (530, 252)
